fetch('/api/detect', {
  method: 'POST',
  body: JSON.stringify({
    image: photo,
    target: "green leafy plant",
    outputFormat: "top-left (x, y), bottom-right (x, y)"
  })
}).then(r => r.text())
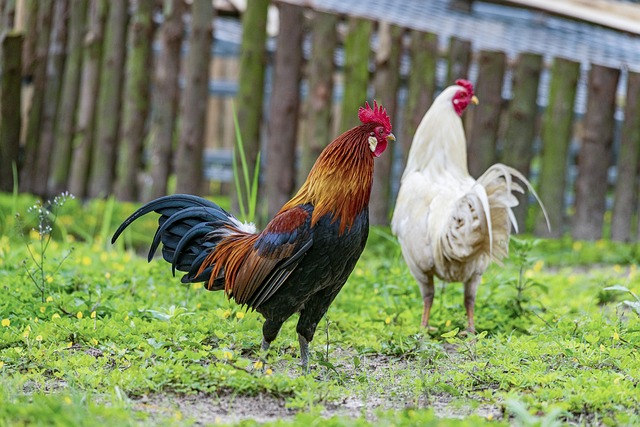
top-left (604, 284), bottom-right (640, 317)
top-left (16, 192), bottom-right (75, 302)
top-left (231, 102), bottom-right (261, 223)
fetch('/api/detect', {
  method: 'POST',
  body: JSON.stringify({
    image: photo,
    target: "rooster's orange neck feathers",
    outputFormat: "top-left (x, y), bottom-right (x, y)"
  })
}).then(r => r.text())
top-left (281, 125), bottom-right (375, 233)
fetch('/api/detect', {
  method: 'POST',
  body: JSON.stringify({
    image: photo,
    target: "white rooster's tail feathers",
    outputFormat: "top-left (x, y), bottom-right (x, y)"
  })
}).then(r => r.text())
top-left (438, 163), bottom-right (549, 267)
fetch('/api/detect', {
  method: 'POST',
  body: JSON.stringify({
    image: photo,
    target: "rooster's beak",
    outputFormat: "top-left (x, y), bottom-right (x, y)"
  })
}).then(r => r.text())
top-left (471, 95), bottom-right (479, 105)
top-left (387, 133), bottom-right (396, 142)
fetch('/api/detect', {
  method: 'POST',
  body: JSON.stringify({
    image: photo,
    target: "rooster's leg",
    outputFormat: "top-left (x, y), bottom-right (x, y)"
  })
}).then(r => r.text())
top-left (463, 274), bottom-right (481, 334)
top-left (260, 318), bottom-right (284, 366)
top-left (298, 334), bottom-right (310, 373)
top-left (419, 274), bottom-right (435, 329)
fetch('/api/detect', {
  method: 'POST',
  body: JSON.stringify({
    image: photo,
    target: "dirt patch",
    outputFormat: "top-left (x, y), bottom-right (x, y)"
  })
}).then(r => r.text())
top-left (133, 350), bottom-right (503, 425)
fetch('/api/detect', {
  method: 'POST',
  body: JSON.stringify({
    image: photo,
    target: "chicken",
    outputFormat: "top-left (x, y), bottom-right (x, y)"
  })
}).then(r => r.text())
top-left (391, 80), bottom-right (547, 333)
top-left (112, 101), bottom-right (395, 370)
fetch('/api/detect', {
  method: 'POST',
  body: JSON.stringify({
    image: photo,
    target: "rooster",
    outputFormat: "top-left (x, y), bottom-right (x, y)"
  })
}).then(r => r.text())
top-left (112, 102), bottom-right (395, 370)
top-left (391, 80), bottom-right (547, 333)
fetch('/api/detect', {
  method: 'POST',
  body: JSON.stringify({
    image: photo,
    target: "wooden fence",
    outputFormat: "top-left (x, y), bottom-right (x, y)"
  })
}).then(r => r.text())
top-left (0, 0), bottom-right (639, 242)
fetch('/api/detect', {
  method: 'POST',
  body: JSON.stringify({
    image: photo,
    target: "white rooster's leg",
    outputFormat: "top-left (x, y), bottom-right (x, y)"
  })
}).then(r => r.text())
top-left (419, 274), bottom-right (435, 329)
top-left (463, 274), bottom-right (481, 334)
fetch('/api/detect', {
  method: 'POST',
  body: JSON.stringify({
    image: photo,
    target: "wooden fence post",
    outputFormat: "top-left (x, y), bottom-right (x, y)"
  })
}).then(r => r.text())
top-left (447, 36), bottom-right (472, 83)
top-left (611, 72), bottom-right (640, 241)
top-left (400, 30), bottom-right (437, 165)
top-left (467, 50), bottom-right (506, 178)
top-left (19, 0), bottom-right (38, 79)
top-left (20, 1), bottom-right (54, 193)
top-left (340, 16), bottom-right (372, 132)
top-left (233, 0), bottom-right (269, 215)
top-left (146, 0), bottom-right (185, 201)
top-left (298, 10), bottom-right (337, 186)
top-left (88, 0), bottom-right (128, 198)
top-left (265, 2), bottom-right (304, 219)
top-left (34, 0), bottom-right (70, 196)
top-left (48, 0), bottom-right (88, 195)
top-left (69, 0), bottom-right (106, 199)
top-left (535, 58), bottom-right (580, 237)
top-left (370, 22), bottom-right (403, 226)
top-left (502, 52), bottom-right (543, 230)
top-left (0, 33), bottom-right (23, 192)
top-left (174, 0), bottom-right (214, 195)
top-left (114, 0), bottom-right (155, 201)
top-left (572, 64), bottom-right (620, 240)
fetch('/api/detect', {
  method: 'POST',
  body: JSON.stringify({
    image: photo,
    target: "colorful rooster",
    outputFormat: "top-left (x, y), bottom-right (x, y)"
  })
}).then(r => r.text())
top-left (112, 102), bottom-right (395, 370)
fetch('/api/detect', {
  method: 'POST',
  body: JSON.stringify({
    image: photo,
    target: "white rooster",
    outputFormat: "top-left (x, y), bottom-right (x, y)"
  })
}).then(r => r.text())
top-left (391, 79), bottom-right (547, 333)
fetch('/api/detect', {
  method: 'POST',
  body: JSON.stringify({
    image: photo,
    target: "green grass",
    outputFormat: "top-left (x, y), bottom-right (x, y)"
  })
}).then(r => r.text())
top-left (1, 193), bottom-right (639, 426)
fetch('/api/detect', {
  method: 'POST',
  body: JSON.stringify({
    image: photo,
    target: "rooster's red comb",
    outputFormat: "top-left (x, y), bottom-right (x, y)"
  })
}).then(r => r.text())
top-left (455, 79), bottom-right (475, 95)
top-left (358, 100), bottom-right (392, 133)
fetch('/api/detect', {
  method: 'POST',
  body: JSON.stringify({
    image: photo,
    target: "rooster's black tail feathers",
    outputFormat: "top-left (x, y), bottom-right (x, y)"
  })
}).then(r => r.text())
top-left (111, 194), bottom-right (245, 286)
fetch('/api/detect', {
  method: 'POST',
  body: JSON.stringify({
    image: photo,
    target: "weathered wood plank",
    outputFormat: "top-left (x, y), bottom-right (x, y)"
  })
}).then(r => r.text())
top-left (502, 52), bottom-right (543, 230)
top-left (88, 0), bottom-right (129, 198)
top-left (534, 57), bottom-right (580, 237)
top-left (265, 2), bottom-right (304, 218)
top-left (446, 36), bottom-right (472, 83)
top-left (572, 64), bottom-right (620, 240)
top-left (48, 0), bottom-right (88, 195)
top-left (233, 0), bottom-right (269, 214)
top-left (370, 22), bottom-right (403, 226)
top-left (19, 0), bottom-right (54, 193)
top-left (146, 0), bottom-right (185, 201)
top-left (114, 0), bottom-right (155, 201)
top-left (400, 29), bottom-right (437, 165)
top-left (0, 33), bottom-right (23, 192)
top-left (298, 10), bottom-right (337, 186)
top-left (340, 16), bottom-right (372, 132)
top-left (175, 0), bottom-right (214, 195)
top-left (611, 71), bottom-right (640, 241)
top-left (68, 0), bottom-right (106, 198)
top-left (467, 50), bottom-right (506, 178)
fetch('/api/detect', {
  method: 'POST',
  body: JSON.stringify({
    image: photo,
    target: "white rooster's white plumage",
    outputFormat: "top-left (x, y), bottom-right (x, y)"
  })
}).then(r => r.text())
top-left (391, 81), bottom-right (547, 332)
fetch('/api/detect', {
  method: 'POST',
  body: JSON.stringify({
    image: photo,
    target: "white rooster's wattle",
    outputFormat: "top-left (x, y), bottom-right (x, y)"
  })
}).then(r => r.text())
top-left (391, 79), bottom-right (548, 333)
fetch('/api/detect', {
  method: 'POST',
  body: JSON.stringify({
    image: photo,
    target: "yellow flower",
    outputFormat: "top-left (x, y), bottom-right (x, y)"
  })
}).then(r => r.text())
top-left (67, 342), bottom-right (73, 348)
top-left (265, 368), bottom-right (273, 375)
top-left (0, 361), bottom-right (4, 369)
top-left (222, 309), bottom-right (231, 319)
top-left (613, 264), bottom-right (622, 273)
top-left (384, 316), bottom-right (391, 325)
top-left (223, 351), bottom-right (233, 360)
top-left (445, 319), bottom-right (452, 327)
top-left (35, 335), bottom-right (43, 342)
top-left (29, 229), bottom-right (40, 240)
top-left (46, 276), bottom-right (53, 284)
top-left (82, 256), bottom-right (92, 266)
top-left (253, 361), bottom-right (264, 370)
top-left (572, 241), bottom-right (583, 251)
top-left (77, 311), bottom-right (83, 319)
top-left (486, 414), bottom-right (494, 421)
top-left (52, 313), bottom-right (60, 320)
top-left (22, 330), bottom-right (29, 338)
top-left (40, 306), bottom-right (46, 313)
top-left (1, 319), bottom-right (9, 327)
top-left (91, 338), bottom-right (98, 346)
top-left (64, 396), bottom-right (72, 405)
top-left (105, 272), bottom-right (111, 280)
top-left (174, 411), bottom-right (183, 421)
top-left (90, 311), bottom-right (96, 319)
top-left (46, 296), bottom-right (53, 302)
top-left (192, 282), bottom-right (203, 290)
top-left (533, 260), bottom-right (544, 272)
top-left (236, 312), bottom-right (245, 320)
top-left (613, 331), bottom-right (620, 341)
top-left (196, 303), bottom-right (202, 309)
